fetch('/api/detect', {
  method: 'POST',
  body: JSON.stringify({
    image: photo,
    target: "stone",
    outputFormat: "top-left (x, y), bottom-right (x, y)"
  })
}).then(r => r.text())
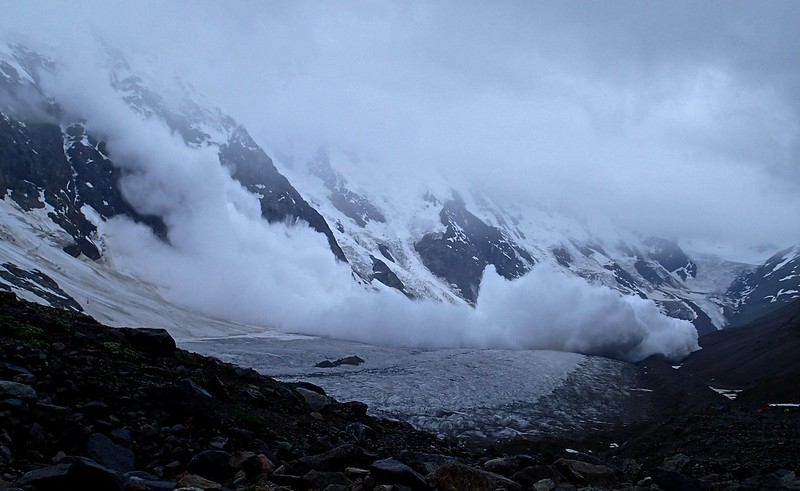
top-left (302, 469), bottom-right (353, 489)
top-left (662, 453), bottom-right (691, 473)
top-left (230, 450), bottom-right (264, 476)
top-left (429, 461), bottom-right (522, 491)
top-left (295, 387), bottom-right (332, 412)
top-left (0, 380), bottom-right (37, 400)
top-left (270, 469), bottom-right (307, 488)
top-left (176, 472), bottom-right (222, 490)
top-left (315, 355), bottom-right (365, 368)
top-left (397, 451), bottom-right (457, 475)
top-left (342, 400), bottom-right (369, 416)
top-left (186, 449), bottom-right (234, 482)
top-left (554, 458), bottom-right (617, 487)
top-left (483, 455), bottom-right (535, 477)
top-left (345, 466), bottom-right (370, 477)
top-left (119, 327), bottom-right (177, 355)
top-left (124, 472), bottom-right (176, 491)
top-left (176, 379), bottom-right (212, 399)
top-left (345, 422), bottom-right (376, 442)
top-left (87, 432), bottom-right (135, 473)
top-left (533, 478), bottom-right (557, 491)
top-left (370, 457), bottom-right (430, 490)
top-left (511, 465), bottom-right (562, 488)
top-left (15, 458), bottom-right (124, 491)
top-left (650, 468), bottom-right (711, 491)
top-left (292, 444), bottom-right (375, 474)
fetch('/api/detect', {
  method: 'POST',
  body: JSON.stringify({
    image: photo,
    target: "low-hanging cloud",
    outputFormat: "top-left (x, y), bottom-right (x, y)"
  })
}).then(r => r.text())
top-left (3, 1), bottom-right (800, 259)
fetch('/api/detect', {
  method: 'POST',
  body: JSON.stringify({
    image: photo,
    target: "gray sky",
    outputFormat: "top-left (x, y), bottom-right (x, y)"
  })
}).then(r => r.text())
top-left (3, 0), bottom-right (800, 260)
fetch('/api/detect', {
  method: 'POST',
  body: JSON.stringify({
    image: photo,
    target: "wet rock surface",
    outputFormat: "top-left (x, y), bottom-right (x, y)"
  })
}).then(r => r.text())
top-left (1, 291), bottom-right (799, 490)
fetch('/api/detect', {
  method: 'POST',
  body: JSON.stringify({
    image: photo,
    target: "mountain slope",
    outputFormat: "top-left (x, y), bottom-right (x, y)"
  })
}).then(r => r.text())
top-left (1, 40), bottom-right (797, 338)
top-left (724, 245), bottom-right (800, 326)
top-left (679, 298), bottom-right (800, 400)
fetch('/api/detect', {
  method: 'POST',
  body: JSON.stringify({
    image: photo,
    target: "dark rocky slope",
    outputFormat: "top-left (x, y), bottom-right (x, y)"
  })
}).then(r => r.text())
top-left (1, 292), bottom-right (798, 490)
top-left (679, 298), bottom-right (800, 401)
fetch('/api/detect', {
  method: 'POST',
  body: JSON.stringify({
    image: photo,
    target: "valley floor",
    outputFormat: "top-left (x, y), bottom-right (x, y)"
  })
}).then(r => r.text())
top-left (1, 292), bottom-right (798, 490)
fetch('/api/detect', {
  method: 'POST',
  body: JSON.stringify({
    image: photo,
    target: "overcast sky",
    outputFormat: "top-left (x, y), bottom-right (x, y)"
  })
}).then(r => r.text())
top-left (3, 1), bottom-right (800, 260)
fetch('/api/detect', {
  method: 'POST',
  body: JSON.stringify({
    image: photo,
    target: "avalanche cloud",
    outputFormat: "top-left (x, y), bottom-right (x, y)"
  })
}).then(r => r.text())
top-left (53, 69), bottom-right (699, 363)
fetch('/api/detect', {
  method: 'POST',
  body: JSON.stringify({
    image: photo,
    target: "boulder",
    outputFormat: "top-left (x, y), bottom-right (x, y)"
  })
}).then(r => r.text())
top-left (292, 444), bottom-right (376, 474)
top-left (119, 327), bottom-right (176, 355)
top-left (429, 461), bottom-right (522, 491)
top-left (301, 469), bottom-right (353, 489)
top-left (554, 458), bottom-right (617, 488)
top-left (0, 380), bottom-right (37, 400)
top-left (186, 449), bottom-right (235, 482)
top-left (370, 457), bottom-right (430, 490)
top-left (483, 454), bottom-right (535, 477)
top-left (15, 458), bottom-right (124, 491)
top-left (176, 472), bottom-right (222, 490)
top-left (345, 422), bottom-right (376, 442)
top-left (295, 387), bottom-right (333, 412)
top-left (87, 432), bottom-right (135, 473)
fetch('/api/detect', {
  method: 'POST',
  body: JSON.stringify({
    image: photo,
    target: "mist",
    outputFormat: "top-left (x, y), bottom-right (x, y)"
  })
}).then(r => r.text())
top-left (4, 2), bottom-right (800, 258)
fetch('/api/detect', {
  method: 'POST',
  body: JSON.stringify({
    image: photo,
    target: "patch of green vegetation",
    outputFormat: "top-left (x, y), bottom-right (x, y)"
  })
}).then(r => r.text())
top-left (235, 410), bottom-right (266, 431)
top-left (2, 321), bottom-right (49, 348)
top-left (101, 341), bottom-right (142, 361)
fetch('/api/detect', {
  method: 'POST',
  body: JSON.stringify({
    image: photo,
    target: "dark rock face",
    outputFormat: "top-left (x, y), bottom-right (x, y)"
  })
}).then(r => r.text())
top-left (0, 115), bottom-right (164, 259)
top-left (311, 155), bottom-right (387, 228)
top-left (371, 255), bottom-right (411, 296)
top-left (2, 44), bottom-right (348, 272)
top-left (725, 246), bottom-right (800, 326)
top-left (415, 196), bottom-right (534, 304)
top-left (679, 298), bottom-right (800, 399)
top-left (643, 237), bottom-right (697, 280)
top-left (0, 263), bottom-right (83, 312)
top-left (219, 129), bottom-right (348, 263)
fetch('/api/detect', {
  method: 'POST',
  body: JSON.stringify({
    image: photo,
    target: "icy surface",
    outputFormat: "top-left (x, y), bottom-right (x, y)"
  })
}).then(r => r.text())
top-left (183, 335), bottom-right (646, 442)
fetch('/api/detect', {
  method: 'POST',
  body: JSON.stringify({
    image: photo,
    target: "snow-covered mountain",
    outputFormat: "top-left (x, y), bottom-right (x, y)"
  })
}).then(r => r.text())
top-left (724, 245), bottom-right (800, 326)
top-left (0, 41), bottom-right (795, 339)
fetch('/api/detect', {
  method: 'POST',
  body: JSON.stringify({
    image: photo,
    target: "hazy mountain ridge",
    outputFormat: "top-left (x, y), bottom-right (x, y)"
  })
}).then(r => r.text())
top-left (1, 41), bottom-right (797, 337)
top-left (286, 149), bottom-right (774, 334)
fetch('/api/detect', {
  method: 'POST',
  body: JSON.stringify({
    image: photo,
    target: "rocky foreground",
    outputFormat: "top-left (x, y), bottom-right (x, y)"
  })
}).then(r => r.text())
top-left (1, 292), bottom-right (799, 490)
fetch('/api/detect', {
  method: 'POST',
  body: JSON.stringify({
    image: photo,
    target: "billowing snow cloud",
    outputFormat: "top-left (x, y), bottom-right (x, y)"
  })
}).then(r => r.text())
top-left (40, 64), bottom-right (696, 362)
